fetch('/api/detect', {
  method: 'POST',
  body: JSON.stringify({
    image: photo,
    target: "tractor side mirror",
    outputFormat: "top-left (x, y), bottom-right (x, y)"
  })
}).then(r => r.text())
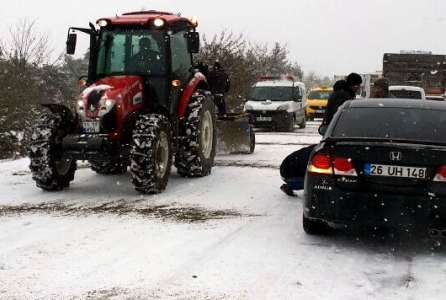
top-left (187, 32), bottom-right (200, 53)
top-left (66, 33), bottom-right (77, 55)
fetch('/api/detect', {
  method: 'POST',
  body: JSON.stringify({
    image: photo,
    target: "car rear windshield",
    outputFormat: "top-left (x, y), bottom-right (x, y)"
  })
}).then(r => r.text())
top-left (332, 107), bottom-right (446, 142)
top-left (308, 90), bottom-right (331, 100)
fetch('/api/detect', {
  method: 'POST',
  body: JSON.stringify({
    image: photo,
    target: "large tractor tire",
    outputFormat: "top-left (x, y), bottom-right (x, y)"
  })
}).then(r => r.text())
top-left (28, 113), bottom-right (77, 190)
top-left (175, 90), bottom-right (217, 177)
top-left (130, 114), bottom-right (173, 194)
top-left (89, 159), bottom-right (129, 174)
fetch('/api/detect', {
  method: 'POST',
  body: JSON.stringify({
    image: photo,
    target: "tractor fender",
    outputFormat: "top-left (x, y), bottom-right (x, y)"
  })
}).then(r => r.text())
top-left (41, 103), bottom-right (76, 131)
top-left (42, 103), bottom-right (74, 119)
top-left (42, 103), bottom-right (74, 120)
top-left (177, 73), bottom-right (207, 118)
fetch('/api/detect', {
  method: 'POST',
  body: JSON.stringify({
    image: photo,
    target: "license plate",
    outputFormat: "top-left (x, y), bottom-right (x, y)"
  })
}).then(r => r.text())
top-left (315, 109), bottom-right (325, 113)
top-left (256, 116), bottom-right (272, 122)
top-left (364, 163), bottom-right (426, 179)
top-left (83, 121), bottom-right (100, 133)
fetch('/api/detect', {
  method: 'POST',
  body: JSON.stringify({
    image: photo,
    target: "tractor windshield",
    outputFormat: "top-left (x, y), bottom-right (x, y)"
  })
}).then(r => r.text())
top-left (96, 29), bottom-right (167, 77)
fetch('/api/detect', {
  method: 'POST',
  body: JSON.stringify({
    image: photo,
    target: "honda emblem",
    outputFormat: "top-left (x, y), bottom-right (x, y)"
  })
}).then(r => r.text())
top-left (389, 151), bottom-right (402, 161)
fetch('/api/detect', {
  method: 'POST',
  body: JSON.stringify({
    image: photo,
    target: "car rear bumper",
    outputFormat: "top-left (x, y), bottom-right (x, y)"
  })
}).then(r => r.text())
top-left (304, 177), bottom-right (446, 227)
top-left (306, 111), bottom-right (325, 119)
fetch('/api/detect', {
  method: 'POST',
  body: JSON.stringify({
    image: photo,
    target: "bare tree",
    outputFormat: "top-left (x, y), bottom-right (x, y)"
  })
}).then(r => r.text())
top-left (0, 18), bottom-right (53, 66)
top-left (196, 29), bottom-right (303, 113)
top-left (0, 18), bottom-right (61, 158)
top-left (303, 71), bottom-right (334, 90)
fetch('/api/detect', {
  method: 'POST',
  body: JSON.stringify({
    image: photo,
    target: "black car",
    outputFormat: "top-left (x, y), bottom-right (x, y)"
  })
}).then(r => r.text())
top-left (303, 98), bottom-right (446, 235)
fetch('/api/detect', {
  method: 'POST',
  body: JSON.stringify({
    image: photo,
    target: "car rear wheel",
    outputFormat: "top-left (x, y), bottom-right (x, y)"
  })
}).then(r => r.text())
top-left (302, 213), bottom-right (329, 235)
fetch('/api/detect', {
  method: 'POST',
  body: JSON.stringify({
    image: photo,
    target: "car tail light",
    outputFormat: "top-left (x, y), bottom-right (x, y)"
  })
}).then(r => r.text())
top-left (434, 165), bottom-right (446, 182)
top-left (333, 158), bottom-right (357, 176)
top-left (308, 154), bottom-right (357, 176)
top-left (308, 153), bottom-right (332, 174)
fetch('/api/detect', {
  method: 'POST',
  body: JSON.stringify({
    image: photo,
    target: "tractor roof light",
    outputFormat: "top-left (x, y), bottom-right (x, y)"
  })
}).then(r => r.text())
top-left (190, 17), bottom-right (199, 27)
top-left (97, 19), bottom-right (108, 27)
top-left (154, 18), bottom-right (164, 27)
top-left (172, 80), bottom-right (182, 87)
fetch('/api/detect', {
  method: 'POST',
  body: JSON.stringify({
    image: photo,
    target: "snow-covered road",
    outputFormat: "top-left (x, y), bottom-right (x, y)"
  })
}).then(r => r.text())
top-left (1, 121), bottom-right (446, 300)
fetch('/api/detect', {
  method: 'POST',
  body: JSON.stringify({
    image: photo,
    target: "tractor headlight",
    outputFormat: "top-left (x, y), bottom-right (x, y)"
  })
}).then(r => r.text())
top-left (98, 98), bottom-right (116, 116)
top-left (77, 100), bottom-right (86, 117)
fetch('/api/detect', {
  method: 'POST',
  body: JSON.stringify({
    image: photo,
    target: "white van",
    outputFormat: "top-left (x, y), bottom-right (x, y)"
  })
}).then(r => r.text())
top-left (389, 85), bottom-right (426, 100)
top-left (243, 76), bottom-right (306, 132)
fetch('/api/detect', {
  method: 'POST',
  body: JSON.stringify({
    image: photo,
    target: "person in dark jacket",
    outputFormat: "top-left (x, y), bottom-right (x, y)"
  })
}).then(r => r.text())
top-left (279, 75), bottom-right (361, 197)
top-left (207, 61), bottom-right (230, 115)
top-left (332, 79), bottom-right (346, 91)
top-left (321, 72), bottom-right (362, 127)
top-left (372, 78), bottom-right (395, 98)
top-left (128, 37), bottom-right (160, 71)
top-left (279, 144), bottom-right (317, 197)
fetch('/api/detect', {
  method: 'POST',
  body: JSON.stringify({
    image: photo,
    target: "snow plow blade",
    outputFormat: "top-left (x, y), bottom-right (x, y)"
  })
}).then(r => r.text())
top-left (216, 113), bottom-right (255, 154)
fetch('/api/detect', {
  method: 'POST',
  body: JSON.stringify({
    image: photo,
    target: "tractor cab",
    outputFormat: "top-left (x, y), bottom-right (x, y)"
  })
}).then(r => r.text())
top-left (66, 11), bottom-right (201, 118)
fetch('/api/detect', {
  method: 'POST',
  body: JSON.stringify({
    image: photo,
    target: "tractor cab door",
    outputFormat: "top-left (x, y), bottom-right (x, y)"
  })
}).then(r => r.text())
top-left (96, 30), bottom-right (169, 108)
top-left (125, 32), bottom-right (169, 107)
top-left (169, 30), bottom-right (195, 115)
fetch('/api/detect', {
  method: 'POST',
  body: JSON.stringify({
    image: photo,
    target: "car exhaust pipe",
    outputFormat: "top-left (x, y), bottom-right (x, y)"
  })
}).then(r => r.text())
top-left (429, 228), bottom-right (446, 238)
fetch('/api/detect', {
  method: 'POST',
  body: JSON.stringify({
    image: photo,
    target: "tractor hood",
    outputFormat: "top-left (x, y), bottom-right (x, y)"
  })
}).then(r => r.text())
top-left (79, 76), bottom-right (143, 102)
top-left (77, 75), bottom-right (144, 120)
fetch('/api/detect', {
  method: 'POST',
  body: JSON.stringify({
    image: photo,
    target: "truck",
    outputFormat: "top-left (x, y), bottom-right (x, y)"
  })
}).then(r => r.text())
top-left (28, 10), bottom-right (220, 194)
top-left (382, 51), bottom-right (446, 96)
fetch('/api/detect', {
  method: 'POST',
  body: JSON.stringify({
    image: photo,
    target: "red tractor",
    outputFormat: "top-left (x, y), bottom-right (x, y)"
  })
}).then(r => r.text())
top-left (28, 10), bottom-right (217, 193)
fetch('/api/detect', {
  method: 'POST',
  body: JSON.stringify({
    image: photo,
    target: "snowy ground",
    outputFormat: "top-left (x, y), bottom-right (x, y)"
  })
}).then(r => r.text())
top-left (1, 121), bottom-right (446, 300)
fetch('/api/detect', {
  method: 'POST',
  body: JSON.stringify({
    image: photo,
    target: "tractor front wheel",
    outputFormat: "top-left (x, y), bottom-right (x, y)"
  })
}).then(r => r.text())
top-left (130, 114), bottom-right (173, 194)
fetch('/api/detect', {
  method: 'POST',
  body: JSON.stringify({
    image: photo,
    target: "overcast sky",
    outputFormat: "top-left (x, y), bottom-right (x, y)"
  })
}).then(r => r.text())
top-left (1, 0), bottom-right (445, 78)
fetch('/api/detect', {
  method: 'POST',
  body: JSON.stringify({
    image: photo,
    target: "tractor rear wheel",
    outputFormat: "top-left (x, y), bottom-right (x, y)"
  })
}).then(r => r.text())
top-left (175, 90), bottom-right (217, 177)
